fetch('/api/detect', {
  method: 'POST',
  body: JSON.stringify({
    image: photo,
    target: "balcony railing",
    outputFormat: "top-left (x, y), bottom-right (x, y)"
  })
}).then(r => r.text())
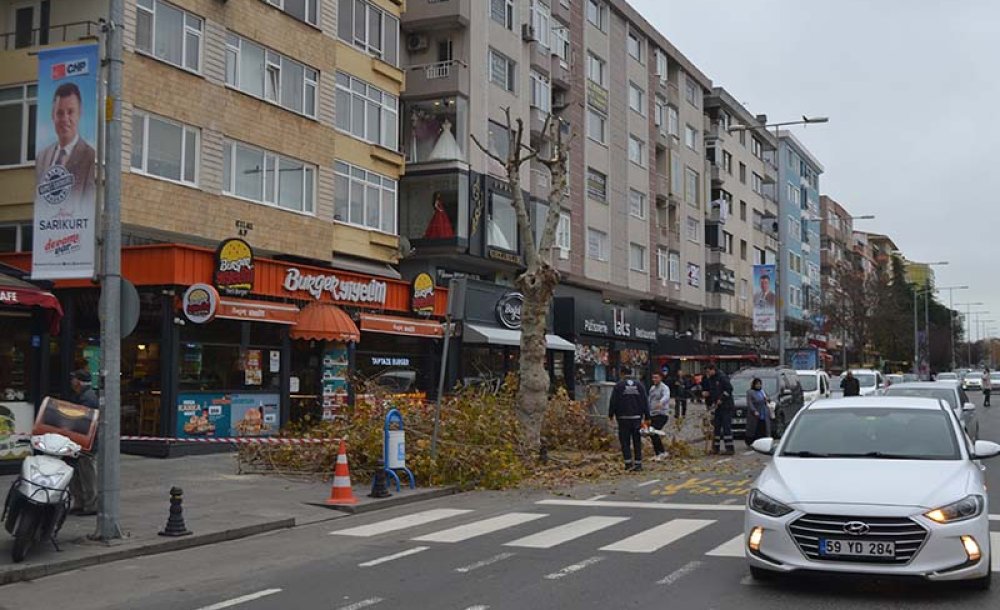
top-left (1, 21), bottom-right (100, 52)
top-left (423, 60), bottom-right (457, 80)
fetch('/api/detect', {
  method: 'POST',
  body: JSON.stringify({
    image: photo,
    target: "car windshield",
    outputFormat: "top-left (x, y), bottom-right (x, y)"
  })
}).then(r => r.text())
top-left (991, 373), bottom-right (1000, 381)
top-left (883, 387), bottom-right (958, 409)
top-left (965, 372), bottom-right (983, 381)
top-left (780, 407), bottom-right (960, 460)
top-left (732, 375), bottom-right (778, 396)
top-left (936, 373), bottom-right (957, 380)
top-left (796, 374), bottom-right (818, 392)
top-left (840, 373), bottom-right (876, 387)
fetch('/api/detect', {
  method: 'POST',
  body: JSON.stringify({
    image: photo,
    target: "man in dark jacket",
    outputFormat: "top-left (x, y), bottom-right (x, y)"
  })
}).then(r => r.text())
top-left (703, 364), bottom-right (735, 455)
top-left (69, 369), bottom-right (99, 516)
top-left (841, 371), bottom-right (861, 397)
top-left (609, 367), bottom-right (650, 471)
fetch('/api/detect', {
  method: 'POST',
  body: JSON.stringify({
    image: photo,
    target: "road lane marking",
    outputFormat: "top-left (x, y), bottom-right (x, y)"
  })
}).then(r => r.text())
top-left (600, 518), bottom-right (714, 553)
top-left (194, 589), bottom-right (282, 610)
top-left (455, 552), bottom-right (516, 574)
top-left (537, 499), bottom-right (745, 511)
top-left (543, 556), bottom-right (605, 580)
top-left (586, 494), bottom-right (608, 500)
top-left (657, 560), bottom-right (704, 585)
top-left (464, 606), bottom-right (489, 610)
top-left (330, 509), bottom-right (472, 537)
top-left (993, 532), bottom-right (999, 573)
top-left (505, 516), bottom-right (629, 549)
top-left (413, 513), bottom-right (547, 543)
top-left (991, 515), bottom-right (999, 521)
top-left (706, 535), bottom-right (745, 557)
top-left (336, 598), bottom-right (383, 610)
top-left (358, 546), bottom-right (429, 567)
top-left (637, 479), bottom-right (662, 488)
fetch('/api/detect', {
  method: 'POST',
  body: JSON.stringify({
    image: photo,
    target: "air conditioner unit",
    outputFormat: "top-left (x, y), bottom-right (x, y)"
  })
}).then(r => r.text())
top-left (522, 23), bottom-right (537, 42)
top-left (406, 34), bottom-right (429, 52)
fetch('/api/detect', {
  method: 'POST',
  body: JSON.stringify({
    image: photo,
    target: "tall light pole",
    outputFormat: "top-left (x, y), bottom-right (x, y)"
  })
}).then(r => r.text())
top-left (968, 309), bottom-right (989, 366)
top-left (935, 286), bottom-right (969, 371)
top-left (729, 116), bottom-right (829, 365)
top-left (957, 302), bottom-right (984, 366)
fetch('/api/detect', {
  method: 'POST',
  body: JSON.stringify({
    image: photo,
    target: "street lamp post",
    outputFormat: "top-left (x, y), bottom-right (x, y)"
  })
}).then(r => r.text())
top-left (957, 302), bottom-right (984, 366)
top-left (729, 116), bottom-right (829, 365)
top-left (904, 261), bottom-right (947, 379)
top-left (967, 309), bottom-right (989, 366)
top-left (934, 286), bottom-right (969, 371)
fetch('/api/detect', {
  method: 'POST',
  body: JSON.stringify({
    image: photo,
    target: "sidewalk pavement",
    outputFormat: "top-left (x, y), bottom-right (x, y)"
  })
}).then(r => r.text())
top-left (0, 452), bottom-right (455, 585)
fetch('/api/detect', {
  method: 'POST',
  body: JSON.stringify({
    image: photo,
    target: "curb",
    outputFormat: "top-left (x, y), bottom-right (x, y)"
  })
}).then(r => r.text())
top-left (0, 518), bottom-right (295, 587)
top-left (307, 486), bottom-right (460, 515)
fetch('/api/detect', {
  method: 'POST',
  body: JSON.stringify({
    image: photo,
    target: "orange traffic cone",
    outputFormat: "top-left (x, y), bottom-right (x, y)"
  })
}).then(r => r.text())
top-left (326, 440), bottom-right (358, 506)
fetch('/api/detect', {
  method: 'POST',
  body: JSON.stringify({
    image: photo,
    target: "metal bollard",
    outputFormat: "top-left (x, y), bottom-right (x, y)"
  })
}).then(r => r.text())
top-left (369, 460), bottom-right (392, 499)
top-left (158, 486), bottom-right (193, 537)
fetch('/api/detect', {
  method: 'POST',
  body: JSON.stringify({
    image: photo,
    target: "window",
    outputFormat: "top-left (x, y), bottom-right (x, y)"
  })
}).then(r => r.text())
top-left (264, 0), bottom-right (318, 25)
top-left (751, 137), bottom-right (763, 159)
top-left (684, 125), bottom-right (698, 150)
top-left (587, 227), bottom-right (609, 261)
top-left (626, 29), bottom-right (643, 62)
top-left (723, 231), bottom-right (734, 254)
top-left (130, 110), bottom-right (199, 185)
top-left (788, 215), bottom-right (801, 241)
top-left (751, 172), bottom-right (763, 195)
top-left (136, 0), bottom-right (203, 73)
top-left (488, 48), bottom-right (516, 91)
top-left (530, 70), bottom-right (551, 112)
top-left (552, 25), bottom-right (570, 65)
top-left (740, 278), bottom-right (748, 301)
top-left (628, 135), bottom-right (645, 166)
top-left (687, 262), bottom-right (700, 287)
top-left (586, 167), bottom-right (607, 201)
top-left (586, 108), bottom-right (606, 144)
top-left (657, 247), bottom-right (669, 279)
top-left (587, 0), bottom-right (606, 31)
top-left (0, 223), bottom-right (32, 253)
top-left (739, 162), bottom-right (746, 183)
top-left (655, 49), bottom-right (668, 81)
top-left (490, 0), bottom-right (514, 28)
top-left (223, 140), bottom-right (315, 213)
top-left (586, 52), bottom-right (606, 87)
top-left (684, 76), bottom-right (698, 107)
top-left (722, 150), bottom-right (732, 174)
top-left (629, 189), bottom-right (646, 219)
top-left (667, 106), bottom-right (679, 137)
top-left (335, 72), bottom-right (398, 150)
top-left (225, 33), bottom-right (318, 117)
top-left (740, 239), bottom-right (748, 260)
top-left (629, 243), bottom-right (646, 271)
top-left (668, 251), bottom-right (680, 282)
top-left (337, 0), bottom-right (400, 66)
top-left (789, 251), bottom-right (802, 274)
top-left (684, 167), bottom-right (699, 206)
top-left (739, 200), bottom-right (748, 221)
top-left (787, 182), bottom-right (801, 206)
top-left (530, 0), bottom-right (550, 48)
top-left (334, 160), bottom-right (396, 232)
top-left (628, 82), bottom-right (645, 115)
top-left (0, 84), bottom-right (36, 166)
top-left (556, 212), bottom-right (571, 254)
top-left (686, 216), bottom-right (700, 243)
top-left (487, 121), bottom-right (510, 160)
top-left (670, 153), bottom-right (682, 194)
top-left (487, 192), bottom-right (517, 251)
top-left (654, 95), bottom-right (666, 131)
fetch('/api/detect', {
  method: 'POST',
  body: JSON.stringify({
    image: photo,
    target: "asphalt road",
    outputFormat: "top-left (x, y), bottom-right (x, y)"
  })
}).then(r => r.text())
top-left (1, 392), bottom-right (999, 610)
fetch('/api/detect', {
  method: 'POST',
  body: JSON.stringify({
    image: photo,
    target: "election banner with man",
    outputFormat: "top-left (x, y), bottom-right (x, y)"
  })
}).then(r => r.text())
top-left (752, 264), bottom-right (777, 332)
top-left (32, 44), bottom-right (99, 280)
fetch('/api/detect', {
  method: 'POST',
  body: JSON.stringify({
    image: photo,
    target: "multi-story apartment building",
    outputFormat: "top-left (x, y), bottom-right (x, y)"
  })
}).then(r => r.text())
top-left (777, 130), bottom-right (823, 343)
top-left (703, 88), bottom-right (778, 343)
top-left (819, 195), bottom-right (854, 280)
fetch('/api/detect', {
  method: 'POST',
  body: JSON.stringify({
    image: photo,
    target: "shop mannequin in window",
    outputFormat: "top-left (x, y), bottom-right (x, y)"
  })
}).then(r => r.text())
top-left (423, 192), bottom-right (455, 239)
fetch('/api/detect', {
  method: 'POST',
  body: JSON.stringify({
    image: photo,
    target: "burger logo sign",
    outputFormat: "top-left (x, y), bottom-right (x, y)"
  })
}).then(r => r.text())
top-left (182, 284), bottom-right (219, 324)
top-left (214, 238), bottom-right (255, 297)
top-left (411, 273), bottom-right (435, 316)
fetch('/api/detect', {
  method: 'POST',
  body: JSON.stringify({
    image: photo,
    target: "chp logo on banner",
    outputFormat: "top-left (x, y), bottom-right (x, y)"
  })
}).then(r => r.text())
top-left (31, 44), bottom-right (99, 280)
top-left (411, 273), bottom-right (435, 316)
top-left (182, 283), bottom-right (219, 324)
top-left (214, 238), bottom-right (255, 296)
top-left (752, 264), bottom-right (778, 332)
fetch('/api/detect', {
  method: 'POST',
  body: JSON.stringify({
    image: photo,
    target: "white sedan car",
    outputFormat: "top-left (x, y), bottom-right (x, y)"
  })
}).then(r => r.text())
top-left (745, 397), bottom-right (999, 589)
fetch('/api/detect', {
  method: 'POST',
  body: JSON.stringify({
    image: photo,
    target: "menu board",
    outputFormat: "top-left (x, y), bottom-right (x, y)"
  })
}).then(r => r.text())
top-left (176, 392), bottom-right (280, 438)
top-left (321, 343), bottom-right (350, 421)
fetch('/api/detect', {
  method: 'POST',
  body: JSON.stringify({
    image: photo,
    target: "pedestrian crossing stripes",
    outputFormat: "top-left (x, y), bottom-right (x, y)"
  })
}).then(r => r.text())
top-left (599, 519), bottom-right (713, 553)
top-left (413, 513), bottom-right (548, 543)
top-left (706, 535), bottom-right (745, 558)
top-left (504, 516), bottom-right (630, 549)
top-left (331, 509), bottom-right (473, 537)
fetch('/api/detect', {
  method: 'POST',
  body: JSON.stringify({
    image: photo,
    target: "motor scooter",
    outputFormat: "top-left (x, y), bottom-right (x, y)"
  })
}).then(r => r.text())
top-left (2, 433), bottom-right (80, 562)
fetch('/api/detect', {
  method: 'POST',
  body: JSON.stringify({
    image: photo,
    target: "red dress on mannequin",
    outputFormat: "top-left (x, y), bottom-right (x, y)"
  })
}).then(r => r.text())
top-left (423, 193), bottom-right (455, 239)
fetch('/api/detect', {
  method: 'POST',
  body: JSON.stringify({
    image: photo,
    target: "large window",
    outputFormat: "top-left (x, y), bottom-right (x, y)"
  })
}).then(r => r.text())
top-left (751, 172), bottom-right (763, 195)
top-left (667, 105), bottom-right (679, 136)
top-left (668, 251), bottom-right (680, 282)
top-left (530, 70), bottom-right (551, 112)
top-left (136, 0), bottom-right (203, 73)
top-left (686, 217), bottom-right (700, 243)
top-left (628, 82), bottom-right (645, 116)
top-left (335, 71), bottom-right (398, 150)
top-left (552, 25), bottom-right (570, 66)
top-left (656, 247), bottom-right (668, 279)
top-left (586, 52), bottom-right (606, 87)
top-left (654, 95), bottom-right (666, 131)
top-left (487, 192), bottom-right (517, 251)
top-left (655, 49), bottom-right (668, 82)
top-left (487, 120), bottom-right (510, 160)
top-left (0, 84), bottom-right (36, 166)
top-left (586, 108), bottom-right (606, 144)
top-left (334, 160), bottom-right (397, 233)
top-left (225, 33), bottom-right (318, 117)
top-left (586, 167), bottom-right (607, 201)
top-left (223, 139), bottom-right (315, 213)
top-left (587, 0), bottom-right (606, 31)
top-left (629, 242), bottom-right (646, 271)
top-left (489, 48), bottom-right (516, 92)
top-left (628, 135), bottom-right (645, 167)
top-left (490, 0), bottom-right (514, 29)
top-left (587, 227), bottom-right (609, 261)
top-left (751, 137), bottom-right (763, 159)
top-left (530, 0), bottom-right (550, 48)
top-left (264, 0), bottom-right (318, 26)
top-left (684, 75), bottom-right (699, 107)
top-left (337, 0), bottom-right (400, 66)
top-left (684, 167), bottom-right (699, 206)
top-left (130, 110), bottom-right (199, 185)
top-left (629, 189), bottom-right (646, 219)
top-left (0, 223), bottom-right (32, 253)
top-left (684, 124), bottom-right (698, 150)
top-left (626, 28), bottom-right (643, 63)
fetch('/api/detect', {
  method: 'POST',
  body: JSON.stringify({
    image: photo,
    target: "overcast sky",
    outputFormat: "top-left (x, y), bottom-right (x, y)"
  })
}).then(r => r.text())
top-left (631, 0), bottom-right (998, 338)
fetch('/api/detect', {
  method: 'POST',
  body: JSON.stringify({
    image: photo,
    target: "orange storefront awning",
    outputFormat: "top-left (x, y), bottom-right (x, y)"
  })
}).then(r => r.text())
top-left (290, 301), bottom-right (360, 342)
top-left (359, 313), bottom-right (444, 338)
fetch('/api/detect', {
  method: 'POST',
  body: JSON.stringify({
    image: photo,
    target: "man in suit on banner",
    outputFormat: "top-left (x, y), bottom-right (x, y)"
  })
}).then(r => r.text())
top-left (35, 82), bottom-right (96, 211)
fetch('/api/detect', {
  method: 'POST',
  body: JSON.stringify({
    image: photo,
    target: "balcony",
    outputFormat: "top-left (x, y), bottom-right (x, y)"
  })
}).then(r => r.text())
top-left (655, 128), bottom-right (668, 150)
top-left (552, 0), bottom-right (571, 22)
top-left (529, 106), bottom-right (550, 137)
top-left (666, 81), bottom-right (680, 107)
top-left (707, 200), bottom-right (727, 224)
top-left (706, 249), bottom-right (723, 266)
top-left (551, 56), bottom-right (572, 90)
top-left (405, 60), bottom-right (470, 99)
top-left (654, 172), bottom-right (669, 200)
top-left (1, 20), bottom-right (99, 52)
top-left (401, 0), bottom-right (471, 31)
top-left (530, 167), bottom-right (551, 198)
top-left (710, 164), bottom-right (724, 186)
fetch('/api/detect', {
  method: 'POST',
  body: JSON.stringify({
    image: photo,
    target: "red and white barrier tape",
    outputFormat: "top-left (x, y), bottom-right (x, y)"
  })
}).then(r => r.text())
top-left (119, 436), bottom-right (340, 445)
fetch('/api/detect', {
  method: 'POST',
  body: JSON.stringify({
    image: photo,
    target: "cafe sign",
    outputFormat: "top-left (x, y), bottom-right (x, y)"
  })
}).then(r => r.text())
top-left (411, 273), bottom-right (435, 315)
top-left (283, 267), bottom-right (387, 304)
top-left (495, 292), bottom-right (524, 330)
top-left (214, 238), bottom-right (255, 297)
top-left (182, 283), bottom-right (219, 324)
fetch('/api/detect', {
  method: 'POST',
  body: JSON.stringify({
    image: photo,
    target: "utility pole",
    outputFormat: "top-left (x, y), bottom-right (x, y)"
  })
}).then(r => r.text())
top-left (935, 286), bottom-right (968, 371)
top-left (923, 280), bottom-right (929, 379)
top-left (96, 0), bottom-right (124, 541)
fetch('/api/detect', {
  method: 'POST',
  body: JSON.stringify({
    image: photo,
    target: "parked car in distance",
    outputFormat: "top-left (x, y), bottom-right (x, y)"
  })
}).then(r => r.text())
top-left (882, 380), bottom-right (979, 441)
top-left (935, 372), bottom-right (958, 382)
top-left (963, 371), bottom-right (984, 391)
top-left (835, 369), bottom-right (885, 397)
top-left (902, 373), bottom-right (920, 383)
top-left (990, 372), bottom-right (1000, 389)
top-left (796, 370), bottom-right (831, 403)
top-left (886, 374), bottom-right (904, 387)
top-left (731, 368), bottom-right (805, 438)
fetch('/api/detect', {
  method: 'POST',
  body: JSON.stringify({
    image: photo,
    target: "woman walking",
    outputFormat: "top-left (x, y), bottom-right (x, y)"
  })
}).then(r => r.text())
top-left (745, 378), bottom-right (772, 446)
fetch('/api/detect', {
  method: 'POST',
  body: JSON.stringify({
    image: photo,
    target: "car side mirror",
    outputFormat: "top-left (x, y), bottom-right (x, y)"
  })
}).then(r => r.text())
top-left (751, 437), bottom-right (776, 455)
top-left (963, 402), bottom-right (976, 412)
top-left (972, 440), bottom-right (1000, 459)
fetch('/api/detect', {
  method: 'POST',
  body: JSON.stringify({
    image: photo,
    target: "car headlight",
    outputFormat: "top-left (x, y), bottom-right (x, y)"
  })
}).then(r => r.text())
top-left (748, 489), bottom-right (793, 517)
top-left (924, 495), bottom-right (984, 523)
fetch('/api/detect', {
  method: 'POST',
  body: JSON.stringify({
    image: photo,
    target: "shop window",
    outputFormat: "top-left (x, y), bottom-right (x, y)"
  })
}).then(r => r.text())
top-left (487, 191), bottom-right (517, 251)
top-left (0, 313), bottom-right (33, 403)
top-left (401, 172), bottom-right (465, 242)
top-left (179, 320), bottom-right (282, 392)
top-left (404, 96), bottom-right (467, 164)
top-left (355, 334), bottom-right (436, 398)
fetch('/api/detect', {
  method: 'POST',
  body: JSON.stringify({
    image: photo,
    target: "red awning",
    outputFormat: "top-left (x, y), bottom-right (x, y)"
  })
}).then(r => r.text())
top-left (290, 301), bottom-right (360, 342)
top-left (0, 272), bottom-right (64, 334)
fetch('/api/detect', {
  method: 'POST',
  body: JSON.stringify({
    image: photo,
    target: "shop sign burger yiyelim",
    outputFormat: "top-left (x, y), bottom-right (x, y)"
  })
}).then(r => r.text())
top-left (182, 283), bottom-right (219, 324)
top-left (214, 238), bottom-right (255, 297)
top-left (283, 267), bottom-right (387, 304)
